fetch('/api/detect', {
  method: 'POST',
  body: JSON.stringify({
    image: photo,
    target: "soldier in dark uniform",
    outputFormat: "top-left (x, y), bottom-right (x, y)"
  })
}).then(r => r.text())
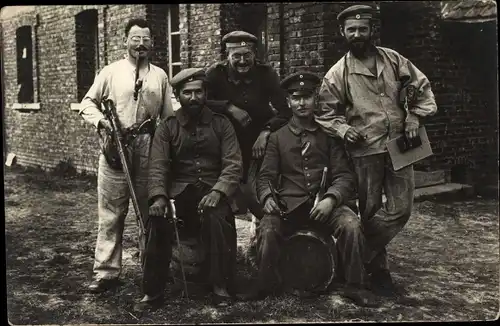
top-left (134, 68), bottom-right (243, 311)
top-left (205, 31), bottom-right (291, 219)
top-left (240, 72), bottom-right (378, 307)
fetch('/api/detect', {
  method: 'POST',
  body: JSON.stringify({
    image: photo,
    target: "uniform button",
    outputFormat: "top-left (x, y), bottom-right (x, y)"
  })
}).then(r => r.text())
top-left (197, 169), bottom-right (202, 173)
top-left (307, 183), bottom-right (311, 186)
top-left (306, 173), bottom-right (310, 177)
top-left (304, 167), bottom-right (308, 170)
top-left (305, 157), bottom-right (308, 161)
top-left (380, 93), bottom-right (385, 97)
top-left (198, 177), bottom-right (203, 181)
top-left (196, 161), bottom-right (200, 165)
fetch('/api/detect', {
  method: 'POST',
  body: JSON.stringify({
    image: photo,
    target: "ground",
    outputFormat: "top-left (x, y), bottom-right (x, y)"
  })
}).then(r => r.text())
top-left (4, 165), bottom-right (500, 324)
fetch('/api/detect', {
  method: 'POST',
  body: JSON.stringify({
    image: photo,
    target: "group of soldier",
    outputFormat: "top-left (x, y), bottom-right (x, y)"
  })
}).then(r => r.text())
top-left (78, 4), bottom-right (437, 313)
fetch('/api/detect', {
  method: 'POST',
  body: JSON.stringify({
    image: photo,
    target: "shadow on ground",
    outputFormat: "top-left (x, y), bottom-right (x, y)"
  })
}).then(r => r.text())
top-left (4, 166), bottom-right (500, 324)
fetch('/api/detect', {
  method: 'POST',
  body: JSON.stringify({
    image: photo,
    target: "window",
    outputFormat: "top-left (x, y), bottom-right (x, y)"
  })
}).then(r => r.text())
top-left (75, 9), bottom-right (99, 102)
top-left (16, 25), bottom-right (34, 103)
top-left (167, 4), bottom-right (181, 80)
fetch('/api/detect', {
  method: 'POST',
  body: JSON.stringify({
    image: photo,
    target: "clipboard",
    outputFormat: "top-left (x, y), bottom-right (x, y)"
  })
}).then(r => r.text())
top-left (386, 126), bottom-right (433, 171)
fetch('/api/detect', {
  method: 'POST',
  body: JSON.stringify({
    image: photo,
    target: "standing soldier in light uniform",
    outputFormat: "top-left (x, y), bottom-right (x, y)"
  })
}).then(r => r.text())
top-left (316, 5), bottom-right (437, 296)
top-left (79, 18), bottom-right (174, 293)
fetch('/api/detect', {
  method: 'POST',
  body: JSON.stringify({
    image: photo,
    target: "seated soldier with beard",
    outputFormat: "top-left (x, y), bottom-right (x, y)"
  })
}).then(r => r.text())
top-left (134, 68), bottom-right (243, 312)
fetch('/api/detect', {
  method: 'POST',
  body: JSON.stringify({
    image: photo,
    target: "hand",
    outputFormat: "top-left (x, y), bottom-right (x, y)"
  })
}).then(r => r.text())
top-left (405, 122), bottom-right (419, 140)
top-left (149, 197), bottom-right (168, 217)
top-left (228, 104), bottom-right (252, 127)
top-left (252, 130), bottom-right (271, 159)
top-left (197, 190), bottom-right (222, 214)
top-left (344, 127), bottom-right (365, 144)
top-left (263, 197), bottom-right (281, 215)
top-left (310, 197), bottom-right (336, 224)
top-left (98, 118), bottom-right (113, 134)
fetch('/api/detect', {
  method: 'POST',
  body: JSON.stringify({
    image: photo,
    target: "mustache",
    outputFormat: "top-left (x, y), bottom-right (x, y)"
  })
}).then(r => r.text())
top-left (135, 46), bottom-right (148, 51)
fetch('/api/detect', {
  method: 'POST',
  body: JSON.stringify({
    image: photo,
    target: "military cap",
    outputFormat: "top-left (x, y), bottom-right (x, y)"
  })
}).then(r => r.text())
top-left (337, 5), bottom-right (375, 23)
top-left (170, 67), bottom-right (206, 89)
top-left (281, 71), bottom-right (322, 93)
top-left (222, 30), bottom-right (258, 49)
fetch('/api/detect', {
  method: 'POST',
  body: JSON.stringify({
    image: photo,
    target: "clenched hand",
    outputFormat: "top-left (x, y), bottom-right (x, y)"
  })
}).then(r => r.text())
top-left (149, 196), bottom-right (168, 217)
top-left (345, 127), bottom-right (365, 144)
top-left (263, 197), bottom-right (281, 215)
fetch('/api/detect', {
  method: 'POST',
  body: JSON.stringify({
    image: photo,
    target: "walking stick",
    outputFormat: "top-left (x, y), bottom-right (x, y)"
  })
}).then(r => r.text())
top-left (166, 199), bottom-right (189, 299)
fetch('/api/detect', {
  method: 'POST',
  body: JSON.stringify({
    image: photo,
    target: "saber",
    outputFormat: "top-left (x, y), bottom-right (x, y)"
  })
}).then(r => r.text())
top-left (167, 199), bottom-right (189, 299)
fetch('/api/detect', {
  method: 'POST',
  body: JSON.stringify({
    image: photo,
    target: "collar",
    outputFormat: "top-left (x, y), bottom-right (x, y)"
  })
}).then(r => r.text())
top-left (346, 46), bottom-right (386, 78)
top-left (175, 106), bottom-right (213, 127)
top-left (287, 116), bottom-right (319, 136)
top-left (225, 60), bottom-right (254, 85)
top-left (123, 56), bottom-right (151, 73)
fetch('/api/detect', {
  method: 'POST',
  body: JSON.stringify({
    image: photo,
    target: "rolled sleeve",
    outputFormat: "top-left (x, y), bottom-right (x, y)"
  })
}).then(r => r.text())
top-left (316, 69), bottom-right (351, 139)
top-left (399, 56), bottom-right (438, 118)
top-left (211, 117), bottom-right (243, 197)
top-left (79, 68), bottom-right (111, 128)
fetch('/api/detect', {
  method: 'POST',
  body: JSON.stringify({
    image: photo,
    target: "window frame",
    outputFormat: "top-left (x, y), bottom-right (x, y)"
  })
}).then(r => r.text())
top-left (167, 4), bottom-right (181, 80)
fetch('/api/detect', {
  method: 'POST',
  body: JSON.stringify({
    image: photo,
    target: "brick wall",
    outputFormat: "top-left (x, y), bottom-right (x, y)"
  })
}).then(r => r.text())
top-left (380, 1), bottom-right (498, 180)
top-left (184, 4), bottom-right (223, 68)
top-left (2, 5), bottom-right (147, 173)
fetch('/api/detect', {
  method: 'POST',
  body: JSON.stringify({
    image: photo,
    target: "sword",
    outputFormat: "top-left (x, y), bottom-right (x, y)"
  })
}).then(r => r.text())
top-left (166, 199), bottom-right (189, 299)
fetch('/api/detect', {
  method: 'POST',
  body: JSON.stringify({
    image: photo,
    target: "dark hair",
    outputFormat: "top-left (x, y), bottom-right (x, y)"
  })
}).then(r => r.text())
top-left (125, 18), bottom-right (152, 37)
top-left (173, 80), bottom-right (208, 97)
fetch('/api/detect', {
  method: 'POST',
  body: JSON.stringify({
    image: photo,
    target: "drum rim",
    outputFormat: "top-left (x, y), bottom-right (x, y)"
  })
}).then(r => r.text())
top-left (282, 229), bottom-right (337, 292)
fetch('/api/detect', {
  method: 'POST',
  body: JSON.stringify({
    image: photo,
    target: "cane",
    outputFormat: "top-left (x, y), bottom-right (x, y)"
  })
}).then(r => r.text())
top-left (166, 199), bottom-right (189, 300)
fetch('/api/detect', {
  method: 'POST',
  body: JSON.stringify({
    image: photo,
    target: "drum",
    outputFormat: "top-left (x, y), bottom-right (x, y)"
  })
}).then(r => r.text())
top-left (279, 228), bottom-right (337, 293)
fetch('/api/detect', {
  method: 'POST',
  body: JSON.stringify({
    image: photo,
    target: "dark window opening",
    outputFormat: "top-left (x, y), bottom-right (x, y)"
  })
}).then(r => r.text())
top-left (75, 9), bottom-right (99, 102)
top-left (16, 26), bottom-right (34, 103)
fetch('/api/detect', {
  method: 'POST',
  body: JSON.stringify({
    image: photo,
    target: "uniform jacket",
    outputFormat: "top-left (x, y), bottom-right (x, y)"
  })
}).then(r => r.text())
top-left (257, 117), bottom-right (356, 215)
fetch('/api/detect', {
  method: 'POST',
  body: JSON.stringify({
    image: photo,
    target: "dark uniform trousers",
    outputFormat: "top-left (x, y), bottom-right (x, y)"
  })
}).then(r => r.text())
top-left (256, 200), bottom-right (367, 292)
top-left (141, 182), bottom-right (237, 297)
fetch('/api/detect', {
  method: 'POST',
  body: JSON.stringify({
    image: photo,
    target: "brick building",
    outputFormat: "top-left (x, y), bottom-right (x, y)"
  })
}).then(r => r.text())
top-left (1, 2), bottom-right (498, 185)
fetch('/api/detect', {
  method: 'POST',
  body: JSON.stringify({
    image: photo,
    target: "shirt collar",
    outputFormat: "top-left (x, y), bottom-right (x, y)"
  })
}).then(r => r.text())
top-left (346, 46), bottom-right (386, 78)
top-left (287, 116), bottom-right (319, 136)
top-left (225, 60), bottom-right (254, 85)
top-left (175, 106), bottom-right (213, 127)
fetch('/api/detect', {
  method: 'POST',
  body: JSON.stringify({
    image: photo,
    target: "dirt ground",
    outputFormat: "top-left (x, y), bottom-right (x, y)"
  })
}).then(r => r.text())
top-left (4, 165), bottom-right (500, 324)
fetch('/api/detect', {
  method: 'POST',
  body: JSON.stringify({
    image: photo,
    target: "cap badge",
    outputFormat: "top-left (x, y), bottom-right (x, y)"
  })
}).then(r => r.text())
top-left (299, 81), bottom-right (304, 86)
top-left (355, 14), bottom-right (361, 19)
top-left (241, 41), bottom-right (246, 46)
top-left (188, 77), bottom-right (193, 81)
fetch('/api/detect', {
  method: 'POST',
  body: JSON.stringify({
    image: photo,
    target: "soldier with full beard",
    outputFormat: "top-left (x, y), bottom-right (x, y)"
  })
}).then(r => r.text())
top-left (315, 5), bottom-right (437, 297)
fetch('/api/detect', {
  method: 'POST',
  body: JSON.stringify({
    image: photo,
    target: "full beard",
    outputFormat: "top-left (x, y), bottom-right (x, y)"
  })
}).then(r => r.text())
top-left (348, 40), bottom-right (372, 58)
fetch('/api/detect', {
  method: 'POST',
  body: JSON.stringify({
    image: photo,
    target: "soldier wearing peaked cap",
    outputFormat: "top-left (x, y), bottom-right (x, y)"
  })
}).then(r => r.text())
top-left (135, 67), bottom-right (243, 311)
top-left (316, 4), bottom-right (437, 297)
top-left (204, 30), bottom-right (291, 223)
top-left (239, 71), bottom-right (378, 307)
